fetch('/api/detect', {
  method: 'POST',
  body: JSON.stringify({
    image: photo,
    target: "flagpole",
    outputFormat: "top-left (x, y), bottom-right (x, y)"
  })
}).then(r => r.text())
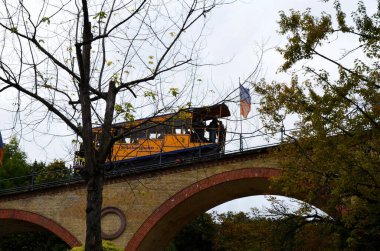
top-left (239, 82), bottom-right (251, 152)
top-left (0, 131), bottom-right (3, 166)
top-left (239, 78), bottom-right (243, 152)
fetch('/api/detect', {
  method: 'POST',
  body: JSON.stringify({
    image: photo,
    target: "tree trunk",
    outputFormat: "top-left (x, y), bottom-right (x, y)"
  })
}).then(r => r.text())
top-left (78, 1), bottom-right (103, 249)
top-left (85, 168), bottom-right (104, 250)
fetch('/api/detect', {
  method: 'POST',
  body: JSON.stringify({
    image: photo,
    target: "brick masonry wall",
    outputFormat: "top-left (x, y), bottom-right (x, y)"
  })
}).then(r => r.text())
top-left (0, 151), bottom-right (279, 250)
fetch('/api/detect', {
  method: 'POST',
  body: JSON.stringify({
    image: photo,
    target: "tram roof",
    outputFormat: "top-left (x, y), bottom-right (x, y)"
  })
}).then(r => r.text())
top-left (189, 103), bottom-right (230, 120)
top-left (93, 103), bottom-right (230, 130)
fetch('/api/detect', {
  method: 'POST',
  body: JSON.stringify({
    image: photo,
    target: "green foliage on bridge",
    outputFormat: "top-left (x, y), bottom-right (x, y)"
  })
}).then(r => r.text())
top-left (255, 0), bottom-right (380, 249)
top-left (0, 137), bottom-right (32, 189)
top-left (71, 240), bottom-right (122, 251)
top-left (0, 137), bottom-right (73, 190)
top-left (35, 160), bottom-right (70, 184)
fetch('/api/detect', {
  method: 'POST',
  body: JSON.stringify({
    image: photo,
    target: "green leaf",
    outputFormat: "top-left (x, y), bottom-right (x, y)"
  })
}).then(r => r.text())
top-left (169, 87), bottom-right (179, 97)
top-left (115, 102), bottom-right (135, 122)
top-left (93, 11), bottom-right (107, 21)
top-left (114, 104), bottom-right (124, 113)
top-left (112, 73), bottom-right (120, 84)
top-left (144, 91), bottom-right (157, 101)
top-left (41, 17), bottom-right (50, 24)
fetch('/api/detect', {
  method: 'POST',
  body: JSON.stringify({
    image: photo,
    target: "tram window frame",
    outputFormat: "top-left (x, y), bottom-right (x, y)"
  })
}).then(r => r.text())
top-left (171, 119), bottom-right (189, 134)
top-left (115, 128), bottom-right (126, 143)
top-left (146, 123), bottom-right (167, 140)
top-left (138, 128), bottom-right (147, 140)
top-left (156, 125), bottom-right (165, 139)
top-left (174, 127), bottom-right (182, 134)
top-left (130, 131), bottom-right (138, 143)
top-left (183, 118), bottom-right (191, 134)
top-left (147, 126), bottom-right (157, 139)
top-left (124, 136), bottom-right (132, 144)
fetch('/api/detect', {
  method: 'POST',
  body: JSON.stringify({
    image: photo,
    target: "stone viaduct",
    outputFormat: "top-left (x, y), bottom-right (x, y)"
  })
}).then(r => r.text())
top-left (0, 147), bottom-right (280, 250)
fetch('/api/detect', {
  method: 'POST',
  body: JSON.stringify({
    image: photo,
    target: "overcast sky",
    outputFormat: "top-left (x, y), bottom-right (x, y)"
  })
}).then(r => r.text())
top-left (0, 0), bottom-right (371, 161)
top-left (0, 0), bottom-right (374, 212)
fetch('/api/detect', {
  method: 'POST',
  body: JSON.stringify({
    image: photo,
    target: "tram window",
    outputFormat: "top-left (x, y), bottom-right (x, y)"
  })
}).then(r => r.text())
top-left (147, 127), bottom-right (157, 139)
top-left (131, 132), bottom-right (138, 143)
top-left (124, 136), bottom-right (131, 144)
top-left (164, 125), bottom-right (172, 134)
top-left (138, 130), bottom-right (146, 139)
top-left (184, 126), bottom-right (190, 134)
top-left (114, 128), bottom-right (125, 143)
top-left (123, 130), bottom-right (138, 143)
top-left (116, 131), bottom-right (126, 143)
top-left (175, 128), bottom-right (182, 134)
top-left (149, 132), bottom-right (157, 139)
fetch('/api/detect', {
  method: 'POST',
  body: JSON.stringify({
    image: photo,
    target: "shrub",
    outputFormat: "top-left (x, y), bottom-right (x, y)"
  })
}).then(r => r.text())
top-left (71, 240), bottom-right (122, 251)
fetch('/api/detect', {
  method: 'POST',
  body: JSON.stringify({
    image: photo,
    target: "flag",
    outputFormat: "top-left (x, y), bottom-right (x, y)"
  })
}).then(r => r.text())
top-left (0, 131), bottom-right (3, 166)
top-left (240, 85), bottom-right (251, 118)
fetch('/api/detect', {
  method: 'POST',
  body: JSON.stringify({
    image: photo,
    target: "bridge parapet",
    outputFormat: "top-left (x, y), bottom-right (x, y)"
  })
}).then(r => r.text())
top-left (0, 141), bottom-right (280, 197)
top-left (0, 145), bottom-right (280, 250)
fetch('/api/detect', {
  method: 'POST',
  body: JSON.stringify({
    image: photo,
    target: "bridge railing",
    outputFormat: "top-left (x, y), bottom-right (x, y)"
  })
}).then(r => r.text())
top-left (0, 129), bottom-right (292, 196)
top-left (0, 167), bottom-right (83, 195)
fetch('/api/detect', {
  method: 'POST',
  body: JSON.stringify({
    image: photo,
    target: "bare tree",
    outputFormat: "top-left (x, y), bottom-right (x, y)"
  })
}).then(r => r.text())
top-left (0, 0), bottom-right (227, 249)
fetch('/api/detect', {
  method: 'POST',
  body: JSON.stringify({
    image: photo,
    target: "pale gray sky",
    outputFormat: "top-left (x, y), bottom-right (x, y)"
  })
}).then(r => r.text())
top-left (0, 0), bottom-right (373, 212)
top-left (0, 0), bottom-right (371, 162)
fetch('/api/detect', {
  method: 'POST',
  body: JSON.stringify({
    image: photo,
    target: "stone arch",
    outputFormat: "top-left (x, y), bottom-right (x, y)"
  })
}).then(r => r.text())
top-left (0, 209), bottom-right (81, 248)
top-left (126, 167), bottom-right (281, 251)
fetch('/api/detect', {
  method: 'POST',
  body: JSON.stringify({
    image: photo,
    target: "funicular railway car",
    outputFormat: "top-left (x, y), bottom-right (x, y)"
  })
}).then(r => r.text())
top-left (74, 103), bottom-right (230, 170)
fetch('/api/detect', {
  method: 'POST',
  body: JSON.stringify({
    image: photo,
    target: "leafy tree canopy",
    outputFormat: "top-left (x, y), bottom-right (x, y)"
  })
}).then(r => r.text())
top-left (168, 211), bottom-right (340, 251)
top-left (0, 137), bottom-right (31, 189)
top-left (71, 241), bottom-right (122, 251)
top-left (35, 159), bottom-right (71, 184)
top-left (255, 1), bottom-right (380, 249)
top-left (0, 139), bottom-right (71, 189)
top-left (170, 212), bottom-right (215, 251)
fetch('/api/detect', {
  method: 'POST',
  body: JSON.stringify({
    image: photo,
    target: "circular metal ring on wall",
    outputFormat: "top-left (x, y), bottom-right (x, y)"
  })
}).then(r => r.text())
top-left (101, 207), bottom-right (126, 240)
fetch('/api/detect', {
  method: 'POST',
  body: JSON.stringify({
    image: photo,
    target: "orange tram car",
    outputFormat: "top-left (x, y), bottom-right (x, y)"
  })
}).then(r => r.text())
top-left (74, 103), bottom-right (230, 170)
